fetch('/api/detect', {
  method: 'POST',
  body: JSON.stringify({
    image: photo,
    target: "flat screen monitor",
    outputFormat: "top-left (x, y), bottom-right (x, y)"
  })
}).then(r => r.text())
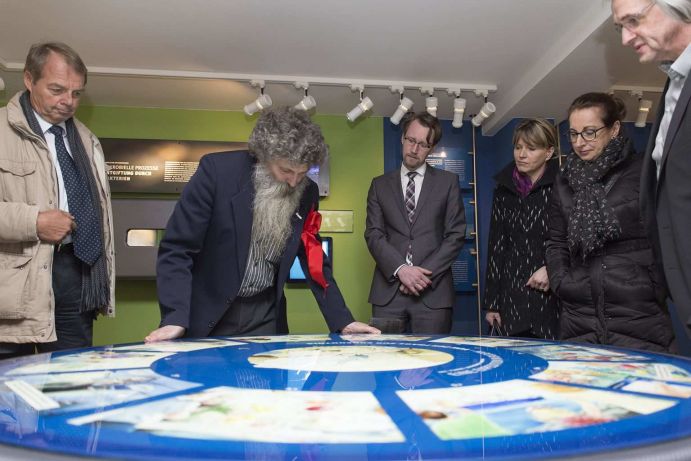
top-left (288, 237), bottom-right (332, 283)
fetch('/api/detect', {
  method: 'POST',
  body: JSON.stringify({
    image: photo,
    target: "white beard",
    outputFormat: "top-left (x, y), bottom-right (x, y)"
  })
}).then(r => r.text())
top-left (250, 163), bottom-right (307, 258)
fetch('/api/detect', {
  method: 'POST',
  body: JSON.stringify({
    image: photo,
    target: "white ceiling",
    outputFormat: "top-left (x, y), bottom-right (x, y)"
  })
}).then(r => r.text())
top-left (0, 0), bottom-right (667, 134)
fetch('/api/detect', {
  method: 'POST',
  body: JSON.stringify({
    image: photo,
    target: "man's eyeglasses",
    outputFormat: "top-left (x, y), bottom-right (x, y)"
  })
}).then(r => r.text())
top-left (614, 1), bottom-right (655, 34)
top-left (403, 136), bottom-right (432, 150)
top-left (569, 126), bottom-right (607, 143)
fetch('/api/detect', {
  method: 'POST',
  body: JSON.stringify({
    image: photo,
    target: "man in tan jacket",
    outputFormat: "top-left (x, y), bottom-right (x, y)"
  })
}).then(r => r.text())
top-left (0, 42), bottom-right (115, 358)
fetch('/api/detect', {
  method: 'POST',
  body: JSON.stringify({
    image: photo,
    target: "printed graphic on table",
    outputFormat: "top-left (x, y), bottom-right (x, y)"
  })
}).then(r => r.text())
top-left (0, 335), bottom-right (689, 461)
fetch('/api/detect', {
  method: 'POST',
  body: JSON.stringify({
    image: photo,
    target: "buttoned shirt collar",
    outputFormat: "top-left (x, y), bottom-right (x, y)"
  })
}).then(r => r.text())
top-left (33, 111), bottom-right (67, 137)
top-left (660, 42), bottom-right (691, 80)
top-left (400, 162), bottom-right (427, 178)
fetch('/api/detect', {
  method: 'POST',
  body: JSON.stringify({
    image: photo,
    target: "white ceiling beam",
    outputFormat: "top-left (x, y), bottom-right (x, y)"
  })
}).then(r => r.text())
top-left (482, 1), bottom-right (612, 135)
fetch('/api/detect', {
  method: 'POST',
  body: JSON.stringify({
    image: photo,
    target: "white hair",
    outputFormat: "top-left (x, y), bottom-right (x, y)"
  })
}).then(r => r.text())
top-left (656, 0), bottom-right (691, 23)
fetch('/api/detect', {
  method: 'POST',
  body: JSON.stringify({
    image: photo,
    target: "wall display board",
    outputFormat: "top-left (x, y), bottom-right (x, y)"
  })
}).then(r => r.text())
top-left (462, 196), bottom-right (475, 239)
top-left (101, 139), bottom-right (247, 193)
top-left (426, 147), bottom-right (474, 190)
top-left (0, 335), bottom-right (689, 460)
top-left (102, 139), bottom-right (330, 196)
top-left (452, 248), bottom-right (479, 293)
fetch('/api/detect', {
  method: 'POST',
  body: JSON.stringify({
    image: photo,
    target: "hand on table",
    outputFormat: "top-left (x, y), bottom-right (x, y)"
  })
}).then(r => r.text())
top-left (341, 321), bottom-right (381, 335)
top-left (145, 325), bottom-right (186, 343)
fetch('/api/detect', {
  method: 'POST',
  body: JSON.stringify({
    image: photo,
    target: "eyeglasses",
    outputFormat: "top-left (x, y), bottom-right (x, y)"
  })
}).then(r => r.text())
top-left (614, 1), bottom-right (655, 34)
top-left (403, 136), bottom-right (432, 150)
top-left (569, 126), bottom-right (607, 143)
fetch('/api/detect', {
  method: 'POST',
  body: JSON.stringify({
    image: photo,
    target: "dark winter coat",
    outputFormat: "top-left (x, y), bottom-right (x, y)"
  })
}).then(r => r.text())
top-left (546, 138), bottom-right (674, 352)
top-left (484, 160), bottom-right (560, 339)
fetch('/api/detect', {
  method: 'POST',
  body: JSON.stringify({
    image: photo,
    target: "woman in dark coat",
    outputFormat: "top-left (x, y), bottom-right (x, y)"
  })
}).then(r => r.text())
top-left (484, 118), bottom-right (560, 339)
top-left (546, 92), bottom-right (675, 352)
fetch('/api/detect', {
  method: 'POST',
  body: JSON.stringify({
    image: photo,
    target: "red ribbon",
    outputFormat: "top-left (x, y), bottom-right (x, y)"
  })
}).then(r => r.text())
top-left (301, 207), bottom-right (329, 291)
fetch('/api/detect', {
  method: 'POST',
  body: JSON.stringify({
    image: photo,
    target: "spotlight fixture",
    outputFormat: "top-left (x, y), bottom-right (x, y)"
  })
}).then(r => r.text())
top-left (471, 102), bottom-right (495, 127)
top-left (421, 87), bottom-right (437, 117)
top-left (635, 99), bottom-right (652, 128)
top-left (452, 98), bottom-right (466, 129)
top-left (346, 84), bottom-right (374, 122)
top-left (294, 82), bottom-right (317, 111)
top-left (295, 95), bottom-right (316, 111)
top-left (471, 91), bottom-right (496, 127)
top-left (390, 86), bottom-right (413, 125)
top-left (629, 90), bottom-right (652, 128)
top-left (243, 80), bottom-right (272, 116)
top-left (425, 97), bottom-right (438, 117)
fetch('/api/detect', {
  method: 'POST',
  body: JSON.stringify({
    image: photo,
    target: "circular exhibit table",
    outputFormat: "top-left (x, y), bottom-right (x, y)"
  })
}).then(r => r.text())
top-left (0, 334), bottom-right (690, 460)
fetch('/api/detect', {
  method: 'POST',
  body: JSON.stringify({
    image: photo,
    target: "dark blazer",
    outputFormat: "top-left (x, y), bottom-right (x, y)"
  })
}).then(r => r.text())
top-left (641, 78), bottom-right (691, 334)
top-left (156, 151), bottom-right (354, 337)
top-left (365, 164), bottom-right (466, 309)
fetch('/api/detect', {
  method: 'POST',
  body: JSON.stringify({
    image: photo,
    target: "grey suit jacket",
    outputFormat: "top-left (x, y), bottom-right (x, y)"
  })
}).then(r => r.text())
top-left (641, 77), bottom-right (691, 333)
top-left (365, 164), bottom-right (466, 308)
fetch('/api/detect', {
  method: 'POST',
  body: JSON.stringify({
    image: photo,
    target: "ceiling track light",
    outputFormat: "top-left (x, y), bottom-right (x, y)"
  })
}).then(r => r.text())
top-left (232, 77), bottom-right (495, 118)
top-left (452, 98), bottom-right (467, 129)
top-left (471, 90), bottom-right (496, 127)
top-left (447, 88), bottom-right (466, 128)
top-left (243, 79), bottom-right (272, 116)
top-left (630, 90), bottom-right (652, 128)
top-left (346, 84), bottom-right (374, 122)
top-left (294, 81), bottom-right (316, 111)
top-left (421, 87), bottom-right (437, 117)
top-left (390, 86), bottom-right (413, 125)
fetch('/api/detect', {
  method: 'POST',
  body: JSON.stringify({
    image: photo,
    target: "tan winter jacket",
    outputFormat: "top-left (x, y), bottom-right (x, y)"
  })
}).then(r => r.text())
top-left (0, 92), bottom-right (115, 343)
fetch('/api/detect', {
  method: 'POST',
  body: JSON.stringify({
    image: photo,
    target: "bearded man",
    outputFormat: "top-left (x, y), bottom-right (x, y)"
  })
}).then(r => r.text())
top-left (146, 107), bottom-right (378, 341)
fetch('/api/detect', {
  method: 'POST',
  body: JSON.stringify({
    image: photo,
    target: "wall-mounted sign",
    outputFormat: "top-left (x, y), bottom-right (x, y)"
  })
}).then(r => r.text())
top-left (320, 210), bottom-right (354, 233)
top-left (427, 147), bottom-right (474, 190)
top-left (452, 247), bottom-right (478, 292)
top-left (101, 139), bottom-right (246, 193)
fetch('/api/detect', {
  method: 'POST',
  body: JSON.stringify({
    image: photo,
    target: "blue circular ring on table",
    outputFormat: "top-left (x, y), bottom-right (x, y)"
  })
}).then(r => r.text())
top-left (0, 335), bottom-right (689, 461)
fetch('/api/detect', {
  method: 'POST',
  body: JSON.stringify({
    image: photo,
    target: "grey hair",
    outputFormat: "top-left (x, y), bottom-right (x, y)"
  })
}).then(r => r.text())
top-left (656, 0), bottom-right (691, 22)
top-left (24, 42), bottom-right (88, 84)
top-left (248, 107), bottom-right (327, 166)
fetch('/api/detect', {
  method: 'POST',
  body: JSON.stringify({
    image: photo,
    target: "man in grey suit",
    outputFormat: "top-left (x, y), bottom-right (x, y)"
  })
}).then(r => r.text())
top-left (365, 112), bottom-right (466, 334)
top-left (612, 0), bottom-right (691, 338)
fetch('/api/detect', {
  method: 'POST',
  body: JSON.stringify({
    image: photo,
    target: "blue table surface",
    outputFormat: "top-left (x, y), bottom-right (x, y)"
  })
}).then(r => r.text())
top-left (0, 334), bottom-right (689, 460)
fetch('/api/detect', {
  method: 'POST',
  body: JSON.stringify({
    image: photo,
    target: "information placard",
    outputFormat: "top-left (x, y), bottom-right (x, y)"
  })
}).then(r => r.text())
top-left (101, 139), bottom-right (246, 193)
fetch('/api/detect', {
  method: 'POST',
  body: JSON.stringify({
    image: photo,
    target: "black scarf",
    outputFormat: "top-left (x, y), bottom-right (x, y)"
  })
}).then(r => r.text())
top-left (563, 135), bottom-right (626, 260)
top-left (20, 91), bottom-right (110, 313)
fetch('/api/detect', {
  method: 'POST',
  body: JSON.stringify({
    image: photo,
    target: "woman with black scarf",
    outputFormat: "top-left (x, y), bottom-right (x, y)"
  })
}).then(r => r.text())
top-left (546, 92), bottom-right (675, 352)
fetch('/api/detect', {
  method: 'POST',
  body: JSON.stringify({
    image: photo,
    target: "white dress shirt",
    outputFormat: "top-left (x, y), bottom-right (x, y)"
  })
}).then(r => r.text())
top-left (400, 162), bottom-right (427, 205)
top-left (34, 112), bottom-right (72, 213)
top-left (34, 112), bottom-right (73, 243)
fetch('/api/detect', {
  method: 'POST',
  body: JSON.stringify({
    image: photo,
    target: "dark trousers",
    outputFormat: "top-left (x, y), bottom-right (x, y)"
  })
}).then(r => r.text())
top-left (373, 291), bottom-right (452, 334)
top-left (0, 244), bottom-right (93, 360)
top-left (210, 288), bottom-right (277, 336)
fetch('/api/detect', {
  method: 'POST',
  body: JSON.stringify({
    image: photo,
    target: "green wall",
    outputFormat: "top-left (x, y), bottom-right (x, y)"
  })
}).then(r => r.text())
top-left (71, 106), bottom-right (383, 346)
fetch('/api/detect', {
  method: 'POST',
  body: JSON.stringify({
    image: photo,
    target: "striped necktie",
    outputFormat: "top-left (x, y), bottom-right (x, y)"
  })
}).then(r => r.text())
top-left (404, 171), bottom-right (417, 265)
top-left (405, 171), bottom-right (417, 223)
